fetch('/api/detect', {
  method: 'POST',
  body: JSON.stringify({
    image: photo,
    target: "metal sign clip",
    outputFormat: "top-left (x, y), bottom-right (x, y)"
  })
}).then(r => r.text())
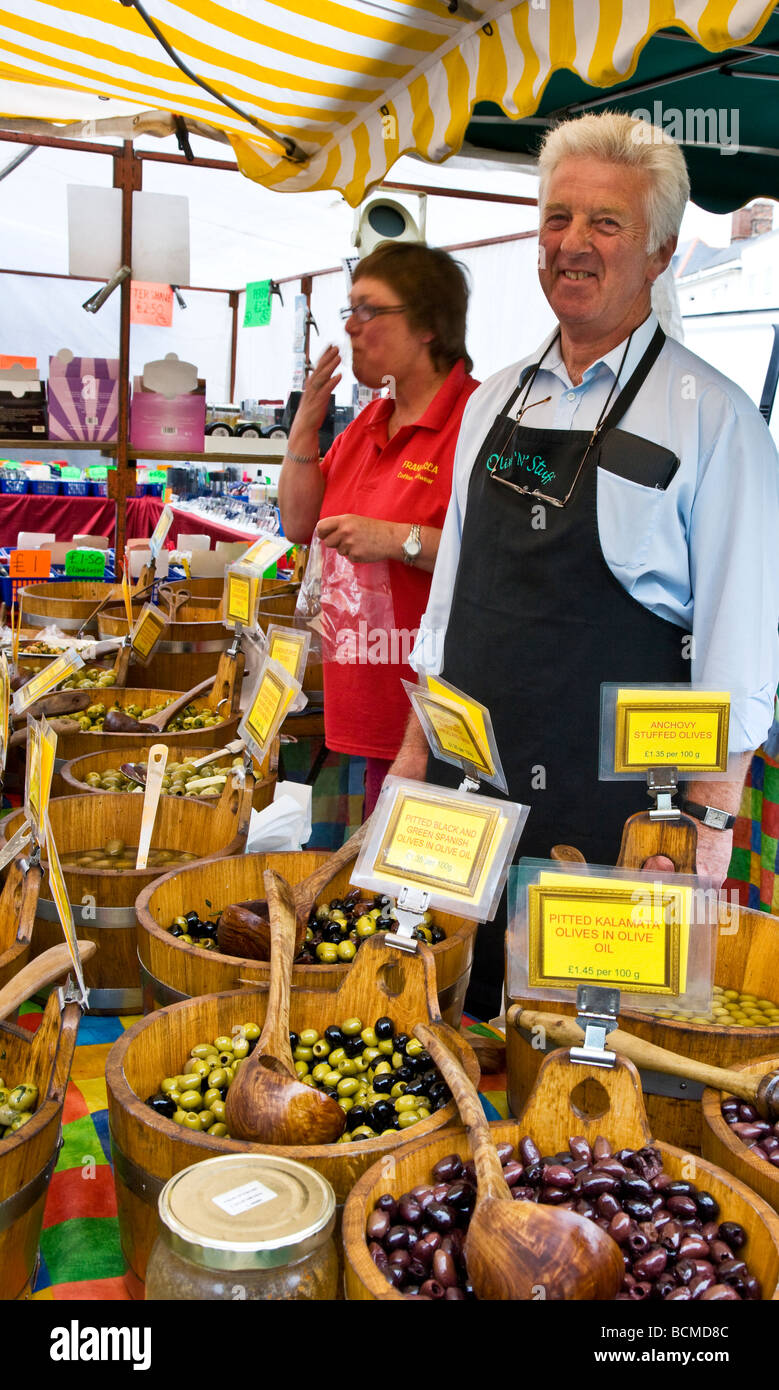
top-left (570, 984), bottom-right (620, 1069)
top-left (385, 883), bottom-right (430, 954)
top-left (646, 765), bottom-right (681, 821)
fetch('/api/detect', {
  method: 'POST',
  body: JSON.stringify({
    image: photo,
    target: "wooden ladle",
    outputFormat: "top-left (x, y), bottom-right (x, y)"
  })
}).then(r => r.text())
top-left (414, 1023), bottom-right (625, 1301)
top-left (224, 869), bottom-right (346, 1145)
top-left (103, 676), bottom-right (214, 733)
top-left (0, 941), bottom-right (97, 1020)
top-left (217, 813), bottom-right (375, 961)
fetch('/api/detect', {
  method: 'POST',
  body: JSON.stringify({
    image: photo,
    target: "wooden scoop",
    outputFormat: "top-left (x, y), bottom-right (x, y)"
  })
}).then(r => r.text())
top-left (224, 869), bottom-right (347, 1145)
top-left (121, 739), bottom-right (245, 787)
top-left (217, 814), bottom-right (375, 961)
top-left (0, 941), bottom-right (97, 1021)
top-left (23, 689), bottom-right (91, 721)
top-left (507, 1004), bottom-right (779, 1122)
top-left (8, 714), bottom-right (92, 750)
top-left (135, 745), bottom-right (168, 870)
top-left (103, 676), bottom-right (214, 733)
top-left (414, 1023), bottom-right (625, 1301)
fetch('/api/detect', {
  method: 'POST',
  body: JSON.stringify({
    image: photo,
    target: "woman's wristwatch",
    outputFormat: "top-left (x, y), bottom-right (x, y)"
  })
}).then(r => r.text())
top-left (401, 523), bottom-right (422, 565)
top-left (682, 800), bottom-right (736, 831)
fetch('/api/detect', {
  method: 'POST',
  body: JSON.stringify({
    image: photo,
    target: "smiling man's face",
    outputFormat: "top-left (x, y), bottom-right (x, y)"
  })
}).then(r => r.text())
top-left (538, 155), bottom-right (673, 350)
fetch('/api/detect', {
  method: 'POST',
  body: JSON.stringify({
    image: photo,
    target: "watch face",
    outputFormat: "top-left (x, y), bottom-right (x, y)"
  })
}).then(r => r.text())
top-left (403, 533), bottom-right (422, 558)
top-left (703, 807), bottom-right (729, 830)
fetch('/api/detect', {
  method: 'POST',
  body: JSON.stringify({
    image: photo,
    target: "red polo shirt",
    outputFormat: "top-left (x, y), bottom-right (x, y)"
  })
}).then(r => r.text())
top-left (318, 359), bottom-right (479, 760)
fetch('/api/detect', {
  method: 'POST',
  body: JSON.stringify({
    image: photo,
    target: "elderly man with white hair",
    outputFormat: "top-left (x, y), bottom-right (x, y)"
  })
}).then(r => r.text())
top-left (389, 111), bottom-right (779, 1019)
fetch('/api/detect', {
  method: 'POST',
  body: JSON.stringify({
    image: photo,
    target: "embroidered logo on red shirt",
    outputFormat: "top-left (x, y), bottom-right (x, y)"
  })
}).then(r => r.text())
top-left (397, 459), bottom-right (439, 483)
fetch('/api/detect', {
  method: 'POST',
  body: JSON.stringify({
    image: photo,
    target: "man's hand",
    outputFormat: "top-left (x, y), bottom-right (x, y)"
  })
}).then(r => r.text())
top-left (316, 513), bottom-right (401, 564)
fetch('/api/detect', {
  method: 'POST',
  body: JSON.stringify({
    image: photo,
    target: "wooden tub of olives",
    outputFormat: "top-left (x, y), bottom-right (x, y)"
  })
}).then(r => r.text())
top-left (342, 1049), bottom-right (779, 1301)
top-left (134, 850), bottom-right (477, 1025)
top-left (46, 685), bottom-right (242, 797)
top-left (19, 579), bottom-right (125, 634)
top-left (0, 779), bottom-right (254, 1016)
top-left (507, 903), bottom-right (779, 1153)
top-left (0, 989), bottom-right (82, 1298)
top-left (701, 1052), bottom-right (779, 1215)
top-left (105, 934), bottom-right (479, 1298)
top-left (60, 738), bottom-right (279, 814)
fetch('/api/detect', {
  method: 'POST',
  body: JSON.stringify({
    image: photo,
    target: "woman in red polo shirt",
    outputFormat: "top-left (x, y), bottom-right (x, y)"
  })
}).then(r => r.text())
top-left (279, 242), bottom-right (478, 814)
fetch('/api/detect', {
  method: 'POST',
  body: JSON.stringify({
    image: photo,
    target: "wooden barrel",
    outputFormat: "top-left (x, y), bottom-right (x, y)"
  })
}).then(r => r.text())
top-left (46, 685), bottom-right (242, 797)
top-left (507, 903), bottom-right (779, 1153)
top-left (0, 861), bottom-right (41, 994)
top-left (701, 1052), bottom-right (779, 1215)
top-left (135, 850), bottom-right (477, 1024)
top-left (0, 991), bottom-right (81, 1299)
top-left (60, 740), bottom-right (278, 814)
top-left (343, 1050), bottom-right (779, 1300)
top-left (105, 936), bottom-right (479, 1296)
top-left (98, 601), bottom-right (232, 691)
top-left (19, 580), bottom-right (124, 634)
top-left (0, 782), bottom-right (253, 1015)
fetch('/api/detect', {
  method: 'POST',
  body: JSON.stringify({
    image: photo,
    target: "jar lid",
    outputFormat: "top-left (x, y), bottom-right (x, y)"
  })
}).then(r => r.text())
top-left (157, 1154), bottom-right (336, 1271)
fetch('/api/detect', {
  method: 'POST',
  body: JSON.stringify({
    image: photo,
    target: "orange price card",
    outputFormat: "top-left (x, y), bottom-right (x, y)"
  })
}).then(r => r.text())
top-left (130, 281), bottom-right (173, 327)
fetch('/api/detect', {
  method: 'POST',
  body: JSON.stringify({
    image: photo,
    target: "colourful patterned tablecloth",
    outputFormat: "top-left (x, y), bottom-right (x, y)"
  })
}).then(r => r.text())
top-left (725, 747), bottom-right (779, 914)
top-left (22, 1004), bottom-right (506, 1301)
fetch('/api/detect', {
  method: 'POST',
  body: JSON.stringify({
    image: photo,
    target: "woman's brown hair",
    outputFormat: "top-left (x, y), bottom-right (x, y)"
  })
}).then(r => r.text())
top-left (352, 241), bottom-right (473, 374)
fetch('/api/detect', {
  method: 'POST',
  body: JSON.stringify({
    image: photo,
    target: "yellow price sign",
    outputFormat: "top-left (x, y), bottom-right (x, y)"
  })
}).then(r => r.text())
top-left (240, 658), bottom-right (299, 761)
top-left (44, 809), bottom-right (88, 1004)
top-left (242, 534), bottom-right (291, 574)
top-left (0, 653), bottom-right (10, 777)
top-left (267, 626), bottom-right (308, 683)
top-left (614, 689), bottom-right (730, 773)
top-left (528, 873), bottom-right (691, 996)
top-left (413, 689), bottom-right (493, 776)
top-left (13, 650), bottom-right (85, 716)
top-left (224, 566), bottom-right (260, 631)
top-left (130, 603), bottom-right (167, 662)
top-left (149, 504), bottom-right (174, 559)
top-left (24, 718), bottom-right (42, 842)
top-left (374, 790), bottom-right (504, 901)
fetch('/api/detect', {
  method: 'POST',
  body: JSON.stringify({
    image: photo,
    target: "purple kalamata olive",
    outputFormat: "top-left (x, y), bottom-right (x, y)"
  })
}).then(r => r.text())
top-left (397, 1196), bottom-right (422, 1226)
top-left (495, 1142), bottom-right (515, 1165)
top-left (512, 1186), bottom-right (535, 1202)
top-left (385, 1225), bottom-right (410, 1253)
top-left (426, 1201), bottom-right (457, 1234)
top-left (519, 1135), bottom-right (541, 1165)
top-left (666, 1194), bottom-right (697, 1219)
top-left (521, 1162), bottom-right (545, 1187)
top-left (385, 1265), bottom-right (406, 1289)
top-left (694, 1191), bottom-right (719, 1222)
top-left (568, 1136), bottom-right (592, 1164)
top-left (444, 1287), bottom-right (467, 1300)
top-left (597, 1193), bottom-right (621, 1220)
top-left (623, 1198), bottom-right (654, 1222)
top-left (632, 1247), bottom-right (667, 1281)
top-left (629, 1281), bottom-right (652, 1301)
top-left (718, 1221), bottom-right (747, 1250)
top-left (407, 1259), bottom-right (428, 1283)
top-left (501, 1161), bottom-right (524, 1188)
top-left (593, 1136), bottom-right (613, 1160)
top-left (540, 1186), bottom-right (569, 1205)
top-left (607, 1212), bottom-right (632, 1245)
top-left (375, 1193), bottom-right (397, 1217)
top-left (388, 1249), bottom-right (411, 1269)
top-left (689, 1273), bottom-right (715, 1298)
top-left (737, 1102), bottom-right (758, 1122)
top-left (673, 1259), bottom-right (698, 1286)
top-left (700, 1284), bottom-right (740, 1300)
top-left (665, 1287), bottom-right (692, 1301)
top-left (366, 1209), bottom-right (391, 1242)
top-left (432, 1249), bottom-right (459, 1288)
top-left (432, 1155), bottom-right (462, 1183)
top-left (542, 1164), bottom-right (575, 1189)
top-left (654, 1272), bottom-right (677, 1299)
top-left (679, 1234), bottom-right (710, 1260)
top-left (419, 1278), bottom-right (445, 1299)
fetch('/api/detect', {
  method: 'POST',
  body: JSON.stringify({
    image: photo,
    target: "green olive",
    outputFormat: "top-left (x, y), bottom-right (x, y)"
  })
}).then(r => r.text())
top-left (298, 1028), bottom-right (319, 1047)
top-left (340, 1017), bottom-right (363, 1037)
top-left (311, 1039), bottom-right (331, 1058)
top-left (178, 1090), bottom-right (202, 1112)
top-left (213, 1036), bottom-right (234, 1053)
top-left (203, 1088), bottom-right (222, 1109)
top-left (181, 1112), bottom-right (206, 1132)
top-left (207, 1068), bottom-right (228, 1090)
top-left (8, 1083), bottom-right (37, 1113)
top-left (208, 1123), bottom-right (228, 1138)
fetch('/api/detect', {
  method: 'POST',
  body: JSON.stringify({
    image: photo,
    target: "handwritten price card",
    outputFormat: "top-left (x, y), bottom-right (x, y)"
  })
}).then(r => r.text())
top-left (130, 282), bottom-right (173, 328)
top-left (612, 688), bottom-right (730, 773)
top-left (527, 872), bottom-right (692, 996)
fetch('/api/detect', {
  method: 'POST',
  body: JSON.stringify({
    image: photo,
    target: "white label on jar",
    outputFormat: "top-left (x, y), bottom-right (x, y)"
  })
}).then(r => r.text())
top-left (212, 1179), bottom-right (277, 1215)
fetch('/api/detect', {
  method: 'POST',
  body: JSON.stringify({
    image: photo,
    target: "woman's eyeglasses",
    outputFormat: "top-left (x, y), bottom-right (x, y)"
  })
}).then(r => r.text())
top-left (340, 303), bottom-right (408, 323)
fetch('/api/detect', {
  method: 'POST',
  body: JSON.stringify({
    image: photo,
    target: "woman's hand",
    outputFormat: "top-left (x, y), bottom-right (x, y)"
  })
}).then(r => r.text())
top-left (316, 514), bottom-right (400, 564)
top-left (291, 345), bottom-right (342, 439)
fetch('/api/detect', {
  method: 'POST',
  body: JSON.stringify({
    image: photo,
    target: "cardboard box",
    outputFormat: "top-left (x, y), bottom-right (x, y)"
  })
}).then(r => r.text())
top-left (0, 365), bottom-right (47, 439)
top-left (130, 354), bottom-right (205, 452)
top-left (47, 349), bottom-right (119, 442)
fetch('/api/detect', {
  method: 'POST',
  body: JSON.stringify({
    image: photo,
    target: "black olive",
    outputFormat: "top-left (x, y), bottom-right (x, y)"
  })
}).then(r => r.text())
top-left (288, 1032), bottom-right (299, 1050)
top-left (377, 915), bottom-right (395, 930)
top-left (404, 1078), bottom-right (429, 1097)
top-left (346, 1105), bottom-right (368, 1131)
top-left (369, 1101), bottom-right (396, 1130)
top-left (430, 926), bottom-right (446, 944)
top-left (145, 1092), bottom-right (176, 1118)
top-left (375, 1017), bottom-right (394, 1041)
top-left (324, 1026), bottom-right (344, 1047)
top-left (623, 1198), bottom-right (654, 1222)
top-left (372, 1074), bottom-right (394, 1094)
top-left (411, 1050), bottom-right (432, 1072)
top-left (695, 1191), bottom-right (720, 1222)
top-left (394, 1065), bottom-right (414, 1083)
top-left (394, 1034), bottom-right (410, 1052)
top-left (344, 1036), bottom-right (364, 1058)
top-left (185, 911), bottom-right (200, 928)
top-left (328, 898), bottom-right (344, 911)
top-left (169, 924), bottom-right (184, 937)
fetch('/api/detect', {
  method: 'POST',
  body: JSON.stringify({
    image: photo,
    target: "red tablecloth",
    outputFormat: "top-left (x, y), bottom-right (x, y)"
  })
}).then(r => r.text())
top-left (0, 495), bottom-right (259, 548)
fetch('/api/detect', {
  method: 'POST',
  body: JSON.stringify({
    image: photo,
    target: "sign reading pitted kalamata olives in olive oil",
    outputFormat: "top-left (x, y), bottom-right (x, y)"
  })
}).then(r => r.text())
top-left (239, 655), bottom-right (300, 766)
top-left (12, 648), bottom-right (85, 715)
top-left (266, 624), bottom-right (310, 685)
top-left (130, 601), bottom-right (167, 665)
top-left (526, 871), bottom-right (692, 997)
top-left (44, 808), bottom-right (88, 1006)
top-left (600, 684), bottom-right (731, 778)
top-left (351, 777), bottom-right (528, 921)
top-left (403, 674), bottom-right (508, 793)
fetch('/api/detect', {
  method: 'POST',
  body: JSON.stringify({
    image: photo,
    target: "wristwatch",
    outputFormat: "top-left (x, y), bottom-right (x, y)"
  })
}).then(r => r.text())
top-left (401, 523), bottom-right (422, 566)
top-left (682, 800), bottom-right (736, 831)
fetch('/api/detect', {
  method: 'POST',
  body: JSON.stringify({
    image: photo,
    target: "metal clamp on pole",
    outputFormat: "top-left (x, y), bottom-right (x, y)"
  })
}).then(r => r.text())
top-left (227, 622), bottom-right (243, 660)
top-left (646, 765), bottom-right (681, 821)
top-left (82, 264), bottom-right (132, 314)
top-left (457, 773), bottom-right (481, 794)
top-left (385, 883), bottom-right (430, 954)
top-left (569, 984), bottom-right (619, 1069)
top-left (57, 976), bottom-right (89, 1014)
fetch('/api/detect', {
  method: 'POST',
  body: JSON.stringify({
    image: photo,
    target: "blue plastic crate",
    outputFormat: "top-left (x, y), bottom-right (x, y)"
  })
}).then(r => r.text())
top-left (90, 481), bottom-right (108, 496)
top-left (0, 476), bottom-right (29, 494)
top-left (29, 480), bottom-right (62, 495)
top-left (61, 480), bottom-right (91, 496)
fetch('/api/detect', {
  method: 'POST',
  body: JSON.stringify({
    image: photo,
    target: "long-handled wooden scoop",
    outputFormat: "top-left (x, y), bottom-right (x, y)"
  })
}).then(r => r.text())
top-left (507, 1005), bottom-right (779, 1121)
top-left (135, 745), bottom-right (168, 870)
top-left (0, 942), bottom-right (97, 1020)
top-left (120, 739), bottom-right (245, 788)
top-left (414, 1022), bottom-right (625, 1301)
top-left (224, 869), bottom-right (347, 1145)
top-left (103, 675), bottom-right (214, 733)
top-left (217, 814), bottom-right (375, 961)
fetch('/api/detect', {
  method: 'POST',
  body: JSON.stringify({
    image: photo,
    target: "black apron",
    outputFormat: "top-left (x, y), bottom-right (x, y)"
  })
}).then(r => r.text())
top-left (432, 326), bottom-right (690, 1019)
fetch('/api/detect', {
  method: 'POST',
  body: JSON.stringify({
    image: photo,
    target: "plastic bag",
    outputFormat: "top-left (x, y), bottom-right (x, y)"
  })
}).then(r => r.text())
top-left (317, 545), bottom-right (396, 665)
top-left (294, 533), bottom-right (324, 621)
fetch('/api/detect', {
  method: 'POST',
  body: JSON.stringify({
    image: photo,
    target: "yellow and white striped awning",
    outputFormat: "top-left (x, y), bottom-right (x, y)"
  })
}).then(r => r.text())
top-left (1, 0), bottom-right (775, 205)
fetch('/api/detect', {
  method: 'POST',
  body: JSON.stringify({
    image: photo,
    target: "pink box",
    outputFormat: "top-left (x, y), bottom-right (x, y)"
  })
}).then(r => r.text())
top-left (130, 377), bottom-right (206, 452)
top-left (47, 353), bottom-right (119, 442)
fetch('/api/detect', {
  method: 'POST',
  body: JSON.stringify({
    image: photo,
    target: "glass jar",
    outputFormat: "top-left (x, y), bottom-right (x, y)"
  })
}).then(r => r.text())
top-left (145, 1154), bottom-right (338, 1300)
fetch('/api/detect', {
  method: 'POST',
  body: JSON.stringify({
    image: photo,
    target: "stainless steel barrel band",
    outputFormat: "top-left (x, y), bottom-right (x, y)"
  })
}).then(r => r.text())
top-left (37, 896), bottom-right (137, 928)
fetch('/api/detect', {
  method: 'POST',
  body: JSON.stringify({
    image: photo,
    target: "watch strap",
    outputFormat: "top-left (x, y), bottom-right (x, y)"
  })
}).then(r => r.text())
top-left (682, 800), bottom-right (736, 831)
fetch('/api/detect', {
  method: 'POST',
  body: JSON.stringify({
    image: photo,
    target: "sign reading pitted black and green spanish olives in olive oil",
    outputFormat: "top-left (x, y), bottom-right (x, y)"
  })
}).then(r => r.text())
top-left (527, 872), bottom-right (692, 996)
